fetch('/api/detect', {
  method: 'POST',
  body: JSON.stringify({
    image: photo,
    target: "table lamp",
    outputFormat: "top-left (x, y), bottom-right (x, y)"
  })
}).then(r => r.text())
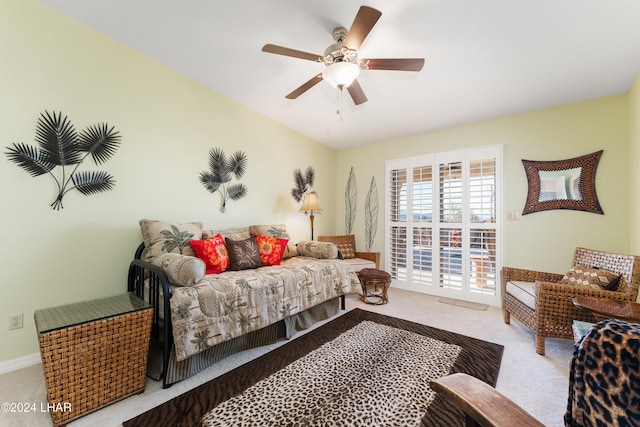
top-left (299, 191), bottom-right (322, 240)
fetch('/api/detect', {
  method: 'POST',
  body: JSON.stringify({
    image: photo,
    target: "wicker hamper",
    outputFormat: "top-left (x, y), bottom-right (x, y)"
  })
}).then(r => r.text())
top-left (35, 293), bottom-right (153, 426)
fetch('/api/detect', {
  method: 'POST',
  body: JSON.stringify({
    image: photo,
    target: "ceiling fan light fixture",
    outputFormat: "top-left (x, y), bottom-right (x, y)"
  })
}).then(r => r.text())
top-left (322, 62), bottom-right (360, 89)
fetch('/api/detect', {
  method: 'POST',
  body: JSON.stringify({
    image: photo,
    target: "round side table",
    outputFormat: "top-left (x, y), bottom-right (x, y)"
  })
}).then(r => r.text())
top-left (358, 268), bottom-right (391, 305)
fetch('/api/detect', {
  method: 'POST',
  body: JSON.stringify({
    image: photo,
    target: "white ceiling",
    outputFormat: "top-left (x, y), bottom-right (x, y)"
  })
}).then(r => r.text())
top-left (40, 1), bottom-right (640, 150)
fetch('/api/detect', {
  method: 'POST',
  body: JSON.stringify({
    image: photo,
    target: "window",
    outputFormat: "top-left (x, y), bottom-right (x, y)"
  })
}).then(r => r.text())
top-left (385, 146), bottom-right (501, 305)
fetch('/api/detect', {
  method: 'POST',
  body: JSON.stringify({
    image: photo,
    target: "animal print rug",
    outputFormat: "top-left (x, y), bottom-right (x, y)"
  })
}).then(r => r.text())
top-left (124, 308), bottom-right (503, 427)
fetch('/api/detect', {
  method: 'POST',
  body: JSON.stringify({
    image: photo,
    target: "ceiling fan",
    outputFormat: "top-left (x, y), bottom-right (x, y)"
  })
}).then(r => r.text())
top-left (262, 5), bottom-right (425, 106)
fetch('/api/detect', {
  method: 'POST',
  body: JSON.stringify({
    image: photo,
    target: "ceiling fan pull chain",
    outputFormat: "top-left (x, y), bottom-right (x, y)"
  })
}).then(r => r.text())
top-left (337, 85), bottom-right (344, 121)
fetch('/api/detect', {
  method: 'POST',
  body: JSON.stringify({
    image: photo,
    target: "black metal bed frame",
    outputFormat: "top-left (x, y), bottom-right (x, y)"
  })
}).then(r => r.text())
top-left (127, 243), bottom-right (174, 388)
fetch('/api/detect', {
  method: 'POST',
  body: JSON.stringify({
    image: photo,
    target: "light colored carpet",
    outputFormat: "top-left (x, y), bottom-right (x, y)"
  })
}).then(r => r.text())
top-left (0, 288), bottom-right (574, 427)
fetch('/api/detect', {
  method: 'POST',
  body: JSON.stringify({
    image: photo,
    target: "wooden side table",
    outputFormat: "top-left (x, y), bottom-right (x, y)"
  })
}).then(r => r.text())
top-left (35, 293), bottom-right (153, 426)
top-left (572, 296), bottom-right (640, 323)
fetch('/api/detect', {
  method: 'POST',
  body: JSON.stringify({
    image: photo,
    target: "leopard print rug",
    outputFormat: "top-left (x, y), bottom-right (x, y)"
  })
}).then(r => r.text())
top-left (201, 321), bottom-right (461, 426)
top-left (124, 309), bottom-right (504, 427)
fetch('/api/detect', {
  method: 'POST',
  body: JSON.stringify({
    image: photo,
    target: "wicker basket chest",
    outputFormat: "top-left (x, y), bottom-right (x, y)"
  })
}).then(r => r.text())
top-left (35, 293), bottom-right (153, 426)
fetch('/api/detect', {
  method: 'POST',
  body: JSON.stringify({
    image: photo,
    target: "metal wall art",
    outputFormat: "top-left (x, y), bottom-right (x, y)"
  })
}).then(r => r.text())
top-left (343, 167), bottom-right (379, 251)
top-left (521, 150), bottom-right (603, 215)
top-left (5, 110), bottom-right (121, 210)
top-left (199, 147), bottom-right (248, 213)
top-left (290, 166), bottom-right (315, 203)
top-left (364, 176), bottom-right (379, 251)
top-left (345, 167), bottom-right (357, 234)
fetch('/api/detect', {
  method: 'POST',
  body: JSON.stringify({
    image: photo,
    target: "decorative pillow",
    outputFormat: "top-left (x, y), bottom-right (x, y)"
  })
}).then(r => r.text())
top-left (335, 242), bottom-right (356, 259)
top-left (560, 265), bottom-right (621, 290)
top-left (156, 253), bottom-right (205, 287)
top-left (189, 234), bottom-right (230, 274)
top-left (297, 241), bottom-right (339, 259)
top-left (139, 219), bottom-right (202, 265)
top-left (225, 236), bottom-right (262, 271)
top-left (249, 224), bottom-right (298, 258)
top-left (202, 227), bottom-right (250, 241)
top-left (253, 233), bottom-right (288, 266)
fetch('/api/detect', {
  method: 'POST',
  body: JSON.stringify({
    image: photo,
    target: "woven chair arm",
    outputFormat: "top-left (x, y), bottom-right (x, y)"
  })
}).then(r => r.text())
top-left (536, 281), bottom-right (634, 300)
top-left (502, 267), bottom-right (564, 284)
top-left (535, 281), bottom-right (633, 325)
top-left (355, 251), bottom-right (380, 269)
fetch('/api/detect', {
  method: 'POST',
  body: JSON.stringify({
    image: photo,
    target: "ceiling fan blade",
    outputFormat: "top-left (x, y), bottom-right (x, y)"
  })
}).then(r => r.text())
top-left (347, 79), bottom-right (368, 105)
top-left (286, 74), bottom-right (324, 99)
top-left (262, 44), bottom-right (321, 62)
top-left (343, 6), bottom-right (382, 50)
top-left (360, 58), bottom-right (425, 71)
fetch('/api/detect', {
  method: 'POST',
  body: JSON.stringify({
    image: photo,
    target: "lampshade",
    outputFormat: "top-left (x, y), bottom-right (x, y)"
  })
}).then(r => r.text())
top-left (322, 62), bottom-right (360, 89)
top-left (299, 191), bottom-right (322, 212)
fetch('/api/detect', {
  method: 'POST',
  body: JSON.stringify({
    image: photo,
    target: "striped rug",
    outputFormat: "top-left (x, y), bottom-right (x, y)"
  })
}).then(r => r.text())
top-left (124, 308), bottom-right (503, 427)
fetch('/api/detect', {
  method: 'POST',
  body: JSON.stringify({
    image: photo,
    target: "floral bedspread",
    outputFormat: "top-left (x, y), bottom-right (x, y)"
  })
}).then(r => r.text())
top-left (169, 256), bottom-right (361, 361)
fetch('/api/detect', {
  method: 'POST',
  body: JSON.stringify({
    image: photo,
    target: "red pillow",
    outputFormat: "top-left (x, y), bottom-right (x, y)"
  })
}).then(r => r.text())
top-left (253, 233), bottom-right (288, 266)
top-left (189, 234), bottom-right (230, 274)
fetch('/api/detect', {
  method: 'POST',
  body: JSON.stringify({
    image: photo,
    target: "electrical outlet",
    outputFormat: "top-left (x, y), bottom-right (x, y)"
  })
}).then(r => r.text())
top-left (9, 313), bottom-right (23, 330)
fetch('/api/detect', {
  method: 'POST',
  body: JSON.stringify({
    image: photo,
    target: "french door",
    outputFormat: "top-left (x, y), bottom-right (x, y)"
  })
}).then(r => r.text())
top-left (385, 146), bottom-right (501, 306)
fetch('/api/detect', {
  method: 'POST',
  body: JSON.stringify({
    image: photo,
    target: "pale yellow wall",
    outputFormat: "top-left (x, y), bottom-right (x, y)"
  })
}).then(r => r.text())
top-left (0, 1), bottom-right (337, 362)
top-left (336, 94), bottom-right (630, 274)
top-left (629, 74), bottom-right (640, 256)
top-left (1, 0), bottom-right (636, 364)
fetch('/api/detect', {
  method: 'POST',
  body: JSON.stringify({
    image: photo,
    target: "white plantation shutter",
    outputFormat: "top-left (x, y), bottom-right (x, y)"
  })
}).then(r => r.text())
top-left (438, 161), bottom-right (463, 291)
top-left (468, 158), bottom-right (497, 295)
top-left (386, 146), bottom-right (501, 305)
top-left (469, 159), bottom-right (496, 223)
top-left (388, 166), bottom-right (408, 283)
top-left (439, 162), bottom-right (463, 223)
top-left (411, 165), bottom-right (433, 286)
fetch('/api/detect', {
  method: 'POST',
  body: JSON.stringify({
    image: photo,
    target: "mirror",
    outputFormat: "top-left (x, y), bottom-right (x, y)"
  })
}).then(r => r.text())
top-left (522, 150), bottom-right (603, 215)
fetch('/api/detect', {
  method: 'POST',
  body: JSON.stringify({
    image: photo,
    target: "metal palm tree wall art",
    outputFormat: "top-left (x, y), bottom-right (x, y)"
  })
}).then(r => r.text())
top-left (5, 110), bottom-right (121, 210)
top-left (199, 147), bottom-right (248, 213)
top-left (290, 166), bottom-right (315, 202)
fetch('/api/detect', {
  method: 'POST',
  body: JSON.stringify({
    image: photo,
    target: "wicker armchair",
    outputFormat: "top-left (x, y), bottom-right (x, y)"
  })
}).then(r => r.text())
top-left (502, 247), bottom-right (640, 355)
top-left (317, 234), bottom-right (380, 270)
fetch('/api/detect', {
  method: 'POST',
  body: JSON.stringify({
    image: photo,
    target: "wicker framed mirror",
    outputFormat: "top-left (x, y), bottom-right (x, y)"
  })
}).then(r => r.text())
top-left (521, 150), bottom-right (603, 215)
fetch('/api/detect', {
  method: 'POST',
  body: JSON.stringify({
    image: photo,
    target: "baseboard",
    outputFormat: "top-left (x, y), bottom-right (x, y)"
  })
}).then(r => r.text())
top-left (0, 353), bottom-right (41, 375)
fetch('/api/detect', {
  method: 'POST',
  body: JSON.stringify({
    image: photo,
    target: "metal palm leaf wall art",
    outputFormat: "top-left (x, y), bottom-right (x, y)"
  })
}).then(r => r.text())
top-left (364, 177), bottom-right (378, 251)
top-left (5, 110), bottom-right (121, 210)
top-left (344, 167), bottom-right (379, 250)
top-left (290, 166), bottom-right (315, 203)
top-left (345, 167), bottom-right (357, 234)
top-left (199, 147), bottom-right (248, 213)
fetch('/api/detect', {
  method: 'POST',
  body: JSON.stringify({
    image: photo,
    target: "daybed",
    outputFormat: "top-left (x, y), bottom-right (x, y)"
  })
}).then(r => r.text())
top-left (127, 220), bottom-right (361, 388)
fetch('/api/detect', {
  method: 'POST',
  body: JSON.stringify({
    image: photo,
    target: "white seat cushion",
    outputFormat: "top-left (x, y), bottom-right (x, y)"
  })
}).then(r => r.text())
top-left (344, 257), bottom-right (376, 272)
top-left (506, 280), bottom-right (536, 309)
